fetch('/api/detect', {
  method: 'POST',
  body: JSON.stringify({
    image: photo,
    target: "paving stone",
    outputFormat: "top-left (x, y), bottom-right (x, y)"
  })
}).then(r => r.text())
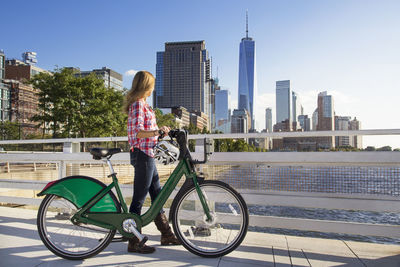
top-left (1, 206), bottom-right (400, 267)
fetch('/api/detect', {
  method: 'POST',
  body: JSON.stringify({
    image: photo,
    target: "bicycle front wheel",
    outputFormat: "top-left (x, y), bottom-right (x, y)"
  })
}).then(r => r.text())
top-left (37, 194), bottom-right (116, 260)
top-left (172, 180), bottom-right (248, 257)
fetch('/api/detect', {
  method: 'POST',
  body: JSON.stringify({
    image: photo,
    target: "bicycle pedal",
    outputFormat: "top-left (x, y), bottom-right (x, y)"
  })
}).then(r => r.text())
top-left (138, 236), bottom-right (148, 248)
top-left (111, 236), bottom-right (129, 242)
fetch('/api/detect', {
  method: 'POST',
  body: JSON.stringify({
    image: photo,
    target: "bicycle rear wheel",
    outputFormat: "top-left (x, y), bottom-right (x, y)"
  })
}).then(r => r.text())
top-left (37, 194), bottom-right (116, 260)
top-left (171, 180), bottom-right (248, 257)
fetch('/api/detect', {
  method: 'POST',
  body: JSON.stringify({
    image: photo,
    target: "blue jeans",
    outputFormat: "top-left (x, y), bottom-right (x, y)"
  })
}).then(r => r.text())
top-left (129, 148), bottom-right (163, 215)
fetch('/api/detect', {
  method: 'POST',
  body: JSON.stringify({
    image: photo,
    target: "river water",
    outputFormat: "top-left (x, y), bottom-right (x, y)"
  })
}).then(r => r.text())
top-left (212, 164), bottom-right (400, 245)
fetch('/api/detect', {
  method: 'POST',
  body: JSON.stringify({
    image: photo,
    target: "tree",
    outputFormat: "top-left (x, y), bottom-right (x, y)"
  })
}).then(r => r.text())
top-left (184, 123), bottom-right (201, 134)
top-left (154, 109), bottom-right (179, 129)
top-left (201, 127), bottom-right (209, 134)
top-left (0, 121), bottom-right (20, 140)
top-left (377, 146), bottom-right (392, 151)
top-left (30, 68), bottom-right (127, 138)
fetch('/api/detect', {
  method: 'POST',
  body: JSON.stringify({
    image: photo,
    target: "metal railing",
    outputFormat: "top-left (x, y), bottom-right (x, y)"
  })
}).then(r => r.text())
top-left (0, 129), bottom-right (400, 240)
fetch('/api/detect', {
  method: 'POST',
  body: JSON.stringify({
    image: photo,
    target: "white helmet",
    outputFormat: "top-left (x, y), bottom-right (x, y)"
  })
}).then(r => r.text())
top-left (154, 140), bottom-right (180, 165)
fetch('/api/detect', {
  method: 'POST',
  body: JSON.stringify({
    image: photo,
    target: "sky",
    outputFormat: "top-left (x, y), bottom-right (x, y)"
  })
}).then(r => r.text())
top-left (3, 0), bottom-right (400, 148)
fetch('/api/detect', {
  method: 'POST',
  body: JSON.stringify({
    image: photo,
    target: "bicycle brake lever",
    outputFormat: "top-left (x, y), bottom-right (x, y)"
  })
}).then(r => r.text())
top-left (158, 130), bottom-right (165, 141)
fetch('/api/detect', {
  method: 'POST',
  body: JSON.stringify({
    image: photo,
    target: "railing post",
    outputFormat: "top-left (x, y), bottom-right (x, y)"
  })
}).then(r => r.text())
top-left (58, 160), bottom-right (66, 179)
top-left (63, 142), bottom-right (80, 176)
top-left (195, 139), bottom-right (204, 173)
top-left (6, 162), bottom-right (10, 173)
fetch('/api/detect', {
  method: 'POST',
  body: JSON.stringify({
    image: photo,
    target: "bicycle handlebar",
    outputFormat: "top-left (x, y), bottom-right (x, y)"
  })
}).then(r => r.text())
top-left (157, 129), bottom-right (212, 165)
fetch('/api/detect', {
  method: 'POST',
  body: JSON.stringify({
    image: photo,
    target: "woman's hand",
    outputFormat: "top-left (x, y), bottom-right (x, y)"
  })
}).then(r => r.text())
top-left (159, 126), bottom-right (170, 137)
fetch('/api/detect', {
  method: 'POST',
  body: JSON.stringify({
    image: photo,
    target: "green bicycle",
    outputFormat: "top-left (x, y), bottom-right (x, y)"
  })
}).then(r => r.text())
top-left (36, 129), bottom-right (249, 260)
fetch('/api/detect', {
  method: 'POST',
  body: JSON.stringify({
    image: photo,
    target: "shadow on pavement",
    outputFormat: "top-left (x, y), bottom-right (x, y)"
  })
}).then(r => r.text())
top-left (1, 212), bottom-right (400, 267)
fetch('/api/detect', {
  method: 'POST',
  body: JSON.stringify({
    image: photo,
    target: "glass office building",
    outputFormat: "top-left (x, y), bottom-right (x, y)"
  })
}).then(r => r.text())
top-left (215, 89), bottom-right (230, 124)
top-left (276, 80), bottom-right (292, 124)
top-left (154, 51), bottom-right (164, 107)
top-left (155, 41), bottom-right (212, 129)
top-left (265, 108), bottom-right (272, 132)
top-left (238, 12), bottom-right (257, 130)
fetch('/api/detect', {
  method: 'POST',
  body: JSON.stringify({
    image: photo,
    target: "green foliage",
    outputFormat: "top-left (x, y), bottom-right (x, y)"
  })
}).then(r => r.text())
top-left (181, 123), bottom-right (201, 151)
top-left (0, 121), bottom-right (20, 140)
top-left (30, 68), bottom-right (127, 138)
top-left (201, 127), bottom-right (209, 134)
top-left (364, 146), bottom-right (376, 151)
top-left (154, 109), bottom-right (179, 129)
top-left (214, 138), bottom-right (261, 152)
top-left (377, 146), bottom-right (392, 151)
top-left (212, 131), bottom-right (266, 152)
top-left (183, 123), bottom-right (200, 134)
top-left (331, 146), bottom-right (360, 152)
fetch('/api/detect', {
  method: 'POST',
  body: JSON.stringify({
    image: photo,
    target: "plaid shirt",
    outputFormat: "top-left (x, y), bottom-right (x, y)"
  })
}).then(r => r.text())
top-left (128, 99), bottom-right (158, 157)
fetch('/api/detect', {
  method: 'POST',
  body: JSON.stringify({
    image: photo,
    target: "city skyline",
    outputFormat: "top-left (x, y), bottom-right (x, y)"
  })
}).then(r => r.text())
top-left (2, 0), bottom-right (400, 147)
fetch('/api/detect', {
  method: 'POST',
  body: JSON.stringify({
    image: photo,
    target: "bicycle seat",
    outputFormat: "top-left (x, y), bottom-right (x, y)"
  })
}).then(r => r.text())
top-left (90, 148), bottom-right (122, 160)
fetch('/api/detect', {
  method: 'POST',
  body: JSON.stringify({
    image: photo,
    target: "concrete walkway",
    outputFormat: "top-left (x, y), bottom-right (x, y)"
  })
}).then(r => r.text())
top-left (0, 206), bottom-right (399, 267)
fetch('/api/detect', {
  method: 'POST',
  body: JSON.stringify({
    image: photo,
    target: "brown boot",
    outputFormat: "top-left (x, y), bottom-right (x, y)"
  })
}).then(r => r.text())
top-left (154, 212), bottom-right (181, 245)
top-left (127, 236), bottom-right (156, 254)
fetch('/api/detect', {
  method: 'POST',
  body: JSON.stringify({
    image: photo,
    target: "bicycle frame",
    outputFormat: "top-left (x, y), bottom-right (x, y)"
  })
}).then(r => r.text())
top-left (69, 156), bottom-right (211, 238)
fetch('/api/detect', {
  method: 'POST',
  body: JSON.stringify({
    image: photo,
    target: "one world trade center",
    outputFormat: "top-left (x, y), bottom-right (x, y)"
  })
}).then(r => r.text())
top-left (238, 11), bottom-right (257, 130)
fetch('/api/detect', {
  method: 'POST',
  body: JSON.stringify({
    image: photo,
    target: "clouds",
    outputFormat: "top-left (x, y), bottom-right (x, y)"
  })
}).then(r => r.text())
top-left (123, 69), bottom-right (138, 89)
top-left (124, 69), bottom-right (138, 77)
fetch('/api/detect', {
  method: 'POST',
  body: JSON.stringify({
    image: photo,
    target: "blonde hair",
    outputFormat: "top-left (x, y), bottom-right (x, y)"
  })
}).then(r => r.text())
top-left (124, 71), bottom-right (155, 113)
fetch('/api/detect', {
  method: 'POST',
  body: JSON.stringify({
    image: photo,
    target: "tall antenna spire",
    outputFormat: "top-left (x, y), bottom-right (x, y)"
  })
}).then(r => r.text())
top-left (246, 10), bottom-right (249, 39)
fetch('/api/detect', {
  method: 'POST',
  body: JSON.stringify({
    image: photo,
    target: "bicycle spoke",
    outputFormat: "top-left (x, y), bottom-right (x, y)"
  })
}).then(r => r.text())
top-left (38, 194), bottom-right (115, 259)
top-left (173, 181), bottom-right (248, 257)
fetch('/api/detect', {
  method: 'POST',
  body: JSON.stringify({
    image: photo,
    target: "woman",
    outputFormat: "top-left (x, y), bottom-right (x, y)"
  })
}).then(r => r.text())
top-left (125, 71), bottom-right (180, 254)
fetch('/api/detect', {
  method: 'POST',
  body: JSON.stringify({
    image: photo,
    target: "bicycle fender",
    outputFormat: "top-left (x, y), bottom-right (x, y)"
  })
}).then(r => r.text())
top-left (37, 176), bottom-right (120, 212)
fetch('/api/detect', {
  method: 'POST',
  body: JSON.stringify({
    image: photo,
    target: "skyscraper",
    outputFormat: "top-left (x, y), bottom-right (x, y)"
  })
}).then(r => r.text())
top-left (317, 91), bottom-right (335, 148)
top-left (215, 89), bottom-right (230, 126)
top-left (154, 51), bottom-right (164, 108)
top-left (317, 91), bottom-right (334, 131)
top-left (210, 78), bottom-right (219, 129)
top-left (231, 109), bottom-right (250, 134)
top-left (155, 41), bottom-right (211, 128)
top-left (276, 80), bottom-right (292, 124)
top-left (312, 108), bottom-right (318, 131)
top-left (265, 108), bottom-right (272, 132)
top-left (334, 116), bottom-right (362, 149)
top-left (349, 117), bottom-right (362, 149)
top-left (292, 91), bottom-right (303, 123)
top-left (335, 116), bottom-right (352, 147)
top-left (298, 115), bottom-right (311, 131)
top-left (238, 11), bottom-right (257, 130)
